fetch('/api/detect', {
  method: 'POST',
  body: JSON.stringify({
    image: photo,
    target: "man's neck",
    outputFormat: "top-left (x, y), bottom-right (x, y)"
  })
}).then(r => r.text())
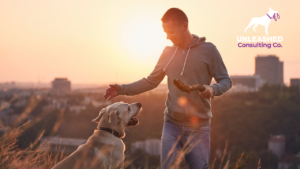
top-left (179, 34), bottom-right (194, 49)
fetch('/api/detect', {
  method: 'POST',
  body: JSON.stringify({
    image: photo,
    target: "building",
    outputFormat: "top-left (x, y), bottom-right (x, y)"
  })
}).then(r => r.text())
top-left (278, 153), bottom-right (300, 169)
top-left (291, 78), bottom-right (300, 88)
top-left (51, 78), bottom-right (71, 94)
top-left (0, 82), bottom-right (16, 90)
top-left (255, 55), bottom-right (284, 85)
top-left (230, 75), bottom-right (265, 92)
top-left (131, 139), bottom-right (161, 156)
top-left (268, 135), bottom-right (285, 159)
top-left (68, 105), bottom-right (86, 114)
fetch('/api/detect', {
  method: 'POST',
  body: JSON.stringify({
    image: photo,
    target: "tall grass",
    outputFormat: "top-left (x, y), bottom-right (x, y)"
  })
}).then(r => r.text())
top-left (0, 94), bottom-right (66, 169)
top-left (0, 94), bottom-right (258, 169)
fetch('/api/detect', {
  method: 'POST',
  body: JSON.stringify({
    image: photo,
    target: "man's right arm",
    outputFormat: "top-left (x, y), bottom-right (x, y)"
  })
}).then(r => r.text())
top-left (117, 47), bottom-right (168, 96)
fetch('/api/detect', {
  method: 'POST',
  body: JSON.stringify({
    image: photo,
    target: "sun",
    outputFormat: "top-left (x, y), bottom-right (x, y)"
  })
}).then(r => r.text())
top-left (121, 14), bottom-right (171, 61)
top-left (126, 22), bottom-right (159, 53)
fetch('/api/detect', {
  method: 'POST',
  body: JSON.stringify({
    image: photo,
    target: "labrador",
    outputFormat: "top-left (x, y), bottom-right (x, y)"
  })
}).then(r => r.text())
top-left (52, 102), bottom-right (142, 169)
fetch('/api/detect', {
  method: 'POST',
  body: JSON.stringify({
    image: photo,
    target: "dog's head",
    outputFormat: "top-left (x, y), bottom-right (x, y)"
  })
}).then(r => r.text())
top-left (92, 102), bottom-right (142, 138)
top-left (269, 7), bottom-right (278, 15)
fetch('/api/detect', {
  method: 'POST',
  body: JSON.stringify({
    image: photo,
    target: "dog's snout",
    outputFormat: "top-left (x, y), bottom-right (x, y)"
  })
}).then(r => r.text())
top-left (136, 103), bottom-right (142, 108)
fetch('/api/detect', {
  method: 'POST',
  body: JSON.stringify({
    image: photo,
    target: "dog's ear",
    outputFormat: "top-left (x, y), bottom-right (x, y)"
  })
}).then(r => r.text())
top-left (108, 109), bottom-right (120, 126)
top-left (92, 108), bottom-right (106, 123)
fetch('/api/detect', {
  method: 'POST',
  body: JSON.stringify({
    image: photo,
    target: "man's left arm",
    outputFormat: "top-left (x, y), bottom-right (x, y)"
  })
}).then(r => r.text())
top-left (202, 45), bottom-right (232, 98)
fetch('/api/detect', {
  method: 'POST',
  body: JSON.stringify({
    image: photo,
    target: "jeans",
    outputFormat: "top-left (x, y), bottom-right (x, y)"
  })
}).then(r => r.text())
top-left (161, 120), bottom-right (210, 169)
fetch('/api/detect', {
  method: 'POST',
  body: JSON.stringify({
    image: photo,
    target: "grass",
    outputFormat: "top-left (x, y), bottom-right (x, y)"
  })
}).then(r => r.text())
top-left (0, 94), bottom-right (66, 169)
top-left (0, 94), bottom-right (260, 169)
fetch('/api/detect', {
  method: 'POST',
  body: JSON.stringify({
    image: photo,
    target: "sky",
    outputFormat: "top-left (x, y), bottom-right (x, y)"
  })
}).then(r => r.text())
top-left (0, 0), bottom-right (299, 86)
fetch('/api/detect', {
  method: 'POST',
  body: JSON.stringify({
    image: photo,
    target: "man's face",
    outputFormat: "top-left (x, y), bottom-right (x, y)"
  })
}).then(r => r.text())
top-left (162, 20), bottom-right (186, 46)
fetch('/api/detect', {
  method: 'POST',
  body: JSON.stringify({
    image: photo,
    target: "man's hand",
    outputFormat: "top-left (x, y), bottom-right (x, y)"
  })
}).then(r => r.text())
top-left (199, 85), bottom-right (214, 98)
top-left (104, 84), bottom-right (120, 100)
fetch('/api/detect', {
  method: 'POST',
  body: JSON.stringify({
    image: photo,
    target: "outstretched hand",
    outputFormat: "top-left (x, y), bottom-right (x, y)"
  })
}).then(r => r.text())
top-left (104, 84), bottom-right (120, 100)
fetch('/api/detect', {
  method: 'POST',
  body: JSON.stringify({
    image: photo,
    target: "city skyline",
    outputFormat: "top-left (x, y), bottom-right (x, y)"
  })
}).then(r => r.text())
top-left (0, 54), bottom-right (297, 88)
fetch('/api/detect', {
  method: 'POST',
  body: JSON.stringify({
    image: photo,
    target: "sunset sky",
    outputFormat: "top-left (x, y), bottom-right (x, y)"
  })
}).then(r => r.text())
top-left (1, 0), bottom-right (299, 86)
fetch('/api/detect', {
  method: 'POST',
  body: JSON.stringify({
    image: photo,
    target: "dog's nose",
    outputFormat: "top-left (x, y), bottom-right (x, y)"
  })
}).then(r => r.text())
top-left (136, 102), bottom-right (142, 108)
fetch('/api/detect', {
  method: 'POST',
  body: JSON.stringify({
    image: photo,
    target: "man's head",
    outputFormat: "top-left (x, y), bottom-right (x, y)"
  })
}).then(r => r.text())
top-left (161, 8), bottom-right (189, 46)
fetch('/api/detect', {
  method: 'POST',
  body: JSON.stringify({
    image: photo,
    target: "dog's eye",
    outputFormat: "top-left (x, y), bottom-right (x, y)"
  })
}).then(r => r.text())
top-left (128, 107), bottom-right (130, 111)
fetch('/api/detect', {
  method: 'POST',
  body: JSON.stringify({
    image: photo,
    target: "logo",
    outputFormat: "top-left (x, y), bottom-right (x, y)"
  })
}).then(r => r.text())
top-left (244, 7), bottom-right (279, 35)
top-left (238, 7), bottom-right (282, 49)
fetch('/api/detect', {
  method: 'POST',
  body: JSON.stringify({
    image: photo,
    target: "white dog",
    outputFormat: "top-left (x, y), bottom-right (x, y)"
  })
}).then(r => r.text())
top-left (52, 102), bottom-right (142, 169)
top-left (244, 7), bottom-right (278, 35)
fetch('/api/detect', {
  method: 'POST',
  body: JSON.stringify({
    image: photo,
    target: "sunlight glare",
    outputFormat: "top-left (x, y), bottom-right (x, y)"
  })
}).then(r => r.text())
top-left (121, 14), bottom-right (171, 61)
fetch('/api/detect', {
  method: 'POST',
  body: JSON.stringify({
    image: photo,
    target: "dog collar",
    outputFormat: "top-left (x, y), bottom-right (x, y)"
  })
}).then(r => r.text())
top-left (98, 127), bottom-right (121, 138)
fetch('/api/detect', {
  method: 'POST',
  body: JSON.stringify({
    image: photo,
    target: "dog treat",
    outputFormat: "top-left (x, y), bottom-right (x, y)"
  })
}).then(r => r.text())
top-left (173, 79), bottom-right (206, 93)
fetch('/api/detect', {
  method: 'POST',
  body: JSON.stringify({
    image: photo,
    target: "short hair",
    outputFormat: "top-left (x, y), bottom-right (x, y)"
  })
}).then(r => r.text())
top-left (161, 8), bottom-right (188, 26)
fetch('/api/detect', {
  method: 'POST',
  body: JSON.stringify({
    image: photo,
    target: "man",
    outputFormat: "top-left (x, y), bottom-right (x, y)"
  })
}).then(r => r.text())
top-left (104, 8), bottom-right (232, 169)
